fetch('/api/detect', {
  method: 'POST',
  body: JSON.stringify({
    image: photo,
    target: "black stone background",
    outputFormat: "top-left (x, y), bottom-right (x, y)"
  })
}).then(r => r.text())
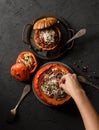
top-left (0, 0), bottom-right (99, 130)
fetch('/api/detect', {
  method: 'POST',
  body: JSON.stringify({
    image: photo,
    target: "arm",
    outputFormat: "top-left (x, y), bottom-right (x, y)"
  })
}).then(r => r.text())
top-left (60, 73), bottom-right (99, 130)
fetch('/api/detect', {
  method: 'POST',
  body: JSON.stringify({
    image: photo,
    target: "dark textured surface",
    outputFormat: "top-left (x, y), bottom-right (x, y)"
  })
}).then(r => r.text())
top-left (0, 0), bottom-right (99, 130)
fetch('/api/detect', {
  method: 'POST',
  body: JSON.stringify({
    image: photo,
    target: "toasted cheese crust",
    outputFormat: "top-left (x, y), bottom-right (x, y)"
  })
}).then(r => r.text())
top-left (34, 27), bottom-right (61, 51)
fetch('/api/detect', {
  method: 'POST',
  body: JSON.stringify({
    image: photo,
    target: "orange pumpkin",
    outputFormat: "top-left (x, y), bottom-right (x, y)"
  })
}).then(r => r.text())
top-left (33, 16), bottom-right (61, 51)
top-left (33, 63), bottom-right (71, 106)
top-left (10, 63), bottom-right (30, 81)
top-left (16, 51), bottom-right (38, 74)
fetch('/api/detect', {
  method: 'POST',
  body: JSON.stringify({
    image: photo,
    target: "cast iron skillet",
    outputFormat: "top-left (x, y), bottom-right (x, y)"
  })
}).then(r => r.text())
top-left (22, 16), bottom-right (75, 60)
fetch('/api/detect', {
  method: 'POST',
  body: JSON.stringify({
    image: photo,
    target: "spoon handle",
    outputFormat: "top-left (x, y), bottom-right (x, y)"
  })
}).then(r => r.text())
top-left (66, 28), bottom-right (87, 44)
top-left (78, 75), bottom-right (99, 90)
top-left (14, 84), bottom-right (31, 110)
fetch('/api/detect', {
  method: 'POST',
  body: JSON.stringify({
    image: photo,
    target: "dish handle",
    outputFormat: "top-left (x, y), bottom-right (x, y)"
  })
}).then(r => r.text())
top-left (22, 24), bottom-right (33, 48)
top-left (66, 28), bottom-right (75, 50)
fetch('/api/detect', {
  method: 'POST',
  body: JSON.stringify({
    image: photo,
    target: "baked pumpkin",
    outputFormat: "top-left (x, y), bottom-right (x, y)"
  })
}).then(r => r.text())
top-left (34, 26), bottom-right (61, 51)
top-left (16, 51), bottom-right (38, 74)
top-left (33, 16), bottom-right (61, 51)
top-left (33, 63), bottom-right (71, 106)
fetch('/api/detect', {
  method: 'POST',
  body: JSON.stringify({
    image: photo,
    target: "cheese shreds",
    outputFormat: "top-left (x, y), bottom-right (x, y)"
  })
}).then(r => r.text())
top-left (43, 30), bottom-right (56, 43)
top-left (39, 28), bottom-right (58, 47)
top-left (41, 67), bottom-right (67, 100)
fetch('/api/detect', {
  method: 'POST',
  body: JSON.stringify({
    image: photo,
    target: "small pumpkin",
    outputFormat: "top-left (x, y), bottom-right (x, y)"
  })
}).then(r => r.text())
top-left (33, 16), bottom-right (61, 51)
top-left (10, 63), bottom-right (30, 81)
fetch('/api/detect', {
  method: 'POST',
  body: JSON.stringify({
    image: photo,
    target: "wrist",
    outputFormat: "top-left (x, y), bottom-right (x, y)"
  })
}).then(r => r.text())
top-left (71, 88), bottom-right (86, 100)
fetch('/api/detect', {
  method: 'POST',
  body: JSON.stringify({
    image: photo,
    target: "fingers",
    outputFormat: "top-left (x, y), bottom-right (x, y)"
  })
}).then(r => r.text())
top-left (59, 77), bottom-right (66, 84)
top-left (72, 73), bottom-right (77, 78)
top-left (60, 73), bottom-right (77, 81)
top-left (59, 73), bottom-right (77, 87)
top-left (59, 73), bottom-right (81, 96)
top-left (59, 75), bottom-right (67, 88)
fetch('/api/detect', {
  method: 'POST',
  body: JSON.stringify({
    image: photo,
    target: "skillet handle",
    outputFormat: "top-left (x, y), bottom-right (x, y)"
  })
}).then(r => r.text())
top-left (66, 28), bottom-right (75, 50)
top-left (57, 17), bottom-right (75, 50)
top-left (22, 24), bottom-right (33, 48)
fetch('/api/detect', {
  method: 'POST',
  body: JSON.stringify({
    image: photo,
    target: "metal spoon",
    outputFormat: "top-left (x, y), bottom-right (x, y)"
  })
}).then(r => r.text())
top-left (78, 75), bottom-right (99, 90)
top-left (7, 84), bottom-right (31, 122)
top-left (66, 28), bottom-right (87, 44)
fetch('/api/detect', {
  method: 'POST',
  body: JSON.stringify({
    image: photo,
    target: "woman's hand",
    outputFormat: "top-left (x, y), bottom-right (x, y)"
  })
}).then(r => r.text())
top-left (60, 73), bottom-right (99, 130)
top-left (59, 73), bottom-right (82, 97)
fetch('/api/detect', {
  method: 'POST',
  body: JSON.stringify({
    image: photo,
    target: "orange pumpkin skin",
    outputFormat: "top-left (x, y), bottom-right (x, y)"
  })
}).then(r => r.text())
top-left (33, 17), bottom-right (58, 30)
top-left (16, 51), bottom-right (38, 74)
top-left (33, 63), bottom-right (71, 106)
top-left (11, 63), bottom-right (30, 81)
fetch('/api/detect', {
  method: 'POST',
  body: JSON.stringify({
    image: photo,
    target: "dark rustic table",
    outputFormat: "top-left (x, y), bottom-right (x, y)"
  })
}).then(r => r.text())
top-left (0, 0), bottom-right (99, 130)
